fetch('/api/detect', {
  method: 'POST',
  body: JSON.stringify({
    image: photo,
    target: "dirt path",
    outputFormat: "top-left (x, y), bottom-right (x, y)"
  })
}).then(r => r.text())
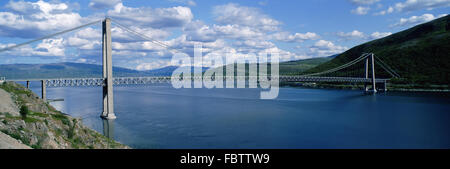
top-left (0, 88), bottom-right (19, 116)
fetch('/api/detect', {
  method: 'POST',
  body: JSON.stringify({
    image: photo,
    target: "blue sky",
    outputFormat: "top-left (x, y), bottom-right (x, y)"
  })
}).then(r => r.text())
top-left (0, 0), bottom-right (448, 70)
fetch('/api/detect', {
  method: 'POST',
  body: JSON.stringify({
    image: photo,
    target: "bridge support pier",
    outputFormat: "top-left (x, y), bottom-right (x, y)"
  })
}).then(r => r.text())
top-left (41, 80), bottom-right (46, 102)
top-left (381, 81), bottom-right (387, 92)
top-left (101, 18), bottom-right (116, 120)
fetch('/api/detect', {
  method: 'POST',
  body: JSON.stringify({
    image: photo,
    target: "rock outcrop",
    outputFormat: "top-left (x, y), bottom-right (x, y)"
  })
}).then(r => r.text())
top-left (0, 82), bottom-right (128, 149)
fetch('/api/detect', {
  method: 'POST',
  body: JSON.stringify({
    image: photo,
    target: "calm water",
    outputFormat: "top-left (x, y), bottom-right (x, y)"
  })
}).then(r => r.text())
top-left (26, 82), bottom-right (450, 149)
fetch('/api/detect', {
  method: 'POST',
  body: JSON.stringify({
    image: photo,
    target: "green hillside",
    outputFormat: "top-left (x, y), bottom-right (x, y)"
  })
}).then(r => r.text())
top-left (211, 56), bottom-right (333, 76)
top-left (304, 15), bottom-right (450, 85)
top-left (279, 56), bottom-right (334, 75)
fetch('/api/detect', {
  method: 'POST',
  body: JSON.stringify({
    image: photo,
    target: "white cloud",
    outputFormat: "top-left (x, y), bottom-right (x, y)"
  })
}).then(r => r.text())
top-left (187, 0), bottom-right (196, 6)
top-left (349, 0), bottom-right (380, 5)
top-left (0, 0), bottom-right (82, 38)
top-left (184, 21), bottom-right (266, 42)
top-left (233, 40), bottom-right (275, 50)
top-left (0, 38), bottom-right (66, 57)
top-left (370, 32), bottom-right (392, 39)
top-left (270, 32), bottom-right (319, 43)
top-left (75, 58), bottom-right (97, 64)
top-left (336, 30), bottom-right (393, 40)
top-left (183, 20), bottom-right (218, 42)
top-left (66, 27), bottom-right (102, 50)
top-left (337, 30), bottom-right (365, 40)
top-left (376, 0), bottom-right (450, 15)
top-left (111, 26), bottom-right (170, 43)
top-left (351, 6), bottom-right (371, 15)
top-left (391, 13), bottom-right (444, 27)
top-left (213, 3), bottom-right (281, 31)
top-left (136, 60), bottom-right (171, 70)
top-left (309, 40), bottom-right (348, 57)
top-left (394, 0), bottom-right (450, 12)
top-left (0, 1), bottom-right (321, 69)
top-left (258, 1), bottom-right (268, 6)
top-left (89, 0), bottom-right (121, 9)
top-left (168, 0), bottom-right (196, 6)
top-left (213, 24), bottom-right (265, 40)
top-left (374, 6), bottom-right (394, 15)
top-left (107, 3), bottom-right (193, 29)
top-left (75, 27), bottom-right (102, 39)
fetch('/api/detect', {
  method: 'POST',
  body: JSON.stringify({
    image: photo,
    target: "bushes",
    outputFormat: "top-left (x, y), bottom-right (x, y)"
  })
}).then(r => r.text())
top-left (20, 105), bottom-right (29, 120)
top-left (68, 119), bottom-right (77, 139)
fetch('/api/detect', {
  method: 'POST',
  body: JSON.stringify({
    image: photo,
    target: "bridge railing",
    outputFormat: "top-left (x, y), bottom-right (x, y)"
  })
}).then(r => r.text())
top-left (12, 76), bottom-right (389, 88)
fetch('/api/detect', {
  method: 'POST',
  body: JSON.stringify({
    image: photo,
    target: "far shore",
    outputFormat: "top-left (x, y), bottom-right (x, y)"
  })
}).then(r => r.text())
top-left (281, 82), bottom-right (450, 93)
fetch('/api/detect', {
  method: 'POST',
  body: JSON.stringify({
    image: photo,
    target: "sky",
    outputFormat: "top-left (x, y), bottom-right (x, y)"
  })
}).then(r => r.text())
top-left (0, 0), bottom-right (448, 70)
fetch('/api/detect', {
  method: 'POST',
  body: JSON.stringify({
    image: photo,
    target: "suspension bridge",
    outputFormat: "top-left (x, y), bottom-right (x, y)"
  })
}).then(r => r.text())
top-left (0, 18), bottom-right (399, 119)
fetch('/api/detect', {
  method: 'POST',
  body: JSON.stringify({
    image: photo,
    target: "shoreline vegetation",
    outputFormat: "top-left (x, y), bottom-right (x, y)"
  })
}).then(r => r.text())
top-left (0, 81), bottom-right (128, 149)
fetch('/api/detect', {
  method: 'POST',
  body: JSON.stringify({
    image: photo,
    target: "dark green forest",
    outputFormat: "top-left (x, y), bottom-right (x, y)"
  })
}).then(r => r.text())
top-left (304, 15), bottom-right (450, 85)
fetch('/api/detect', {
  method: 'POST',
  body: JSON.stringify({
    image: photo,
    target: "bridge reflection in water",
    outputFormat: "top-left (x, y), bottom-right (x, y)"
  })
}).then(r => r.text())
top-left (102, 119), bottom-right (115, 139)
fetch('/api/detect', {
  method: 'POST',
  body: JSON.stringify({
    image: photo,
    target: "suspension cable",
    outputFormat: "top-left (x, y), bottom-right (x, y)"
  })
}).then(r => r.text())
top-left (374, 56), bottom-right (401, 78)
top-left (110, 19), bottom-right (182, 54)
top-left (0, 20), bottom-right (102, 53)
top-left (375, 61), bottom-right (397, 78)
top-left (302, 53), bottom-right (370, 76)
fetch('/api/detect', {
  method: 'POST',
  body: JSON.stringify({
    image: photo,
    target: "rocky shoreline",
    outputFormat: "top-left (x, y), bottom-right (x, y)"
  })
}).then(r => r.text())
top-left (0, 82), bottom-right (128, 149)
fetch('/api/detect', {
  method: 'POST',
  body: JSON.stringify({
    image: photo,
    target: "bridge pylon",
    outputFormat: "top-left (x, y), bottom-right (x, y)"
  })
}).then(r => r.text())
top-left (364, 53), bottom-right (377, 93)
top-left (100, 18), bottom-right (116, 120)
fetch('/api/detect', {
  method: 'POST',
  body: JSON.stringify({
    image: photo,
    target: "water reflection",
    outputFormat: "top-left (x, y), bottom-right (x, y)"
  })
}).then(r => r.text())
top-left (102, 119), bottom-right (115, 139)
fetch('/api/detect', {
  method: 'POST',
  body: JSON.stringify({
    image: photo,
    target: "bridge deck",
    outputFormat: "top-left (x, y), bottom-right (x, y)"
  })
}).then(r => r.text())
top-left (6, 76), bottom-right (389, 87)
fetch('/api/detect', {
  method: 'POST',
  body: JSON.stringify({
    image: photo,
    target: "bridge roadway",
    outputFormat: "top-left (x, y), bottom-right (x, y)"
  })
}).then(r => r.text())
top-left (7, 76), bottom-right (389, 87)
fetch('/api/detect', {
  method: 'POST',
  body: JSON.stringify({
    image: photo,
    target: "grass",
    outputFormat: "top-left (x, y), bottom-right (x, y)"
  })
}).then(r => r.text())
top-left (53, 128), bottom-right (63, 137)
top-left (29, 111), bottom-right (49, 118)
top-left (31, 138), bottom-right (43, 149)
top-left (23, 117), bottom-right (41, 123)
top-left (0, 129), bottom-right (30, 146)
top-left (45, 103), bottom-right (59, 113)
top-left (0, 83), bottom-right (32, 96)
top-left (1, 112), bottom-right (42, 123)
top-left (51, 113), bottom-right (70, 126)
top-left (69, 137), bottom-right (84, 149)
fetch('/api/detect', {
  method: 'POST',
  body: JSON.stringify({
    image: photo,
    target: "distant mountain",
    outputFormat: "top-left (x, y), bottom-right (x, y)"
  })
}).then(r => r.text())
top-left (143, 66), bottom-right (209, 76)
top-left (0, 62), bottom-right (209, 79)
top-left (305, 15), bottom-right (450, 85)
top-left (0, 55), bottom-right (332, 79)
top-left (0, 62), bottom-right (146, 79)
top-left (209, 55), bottom-right (333, 76)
